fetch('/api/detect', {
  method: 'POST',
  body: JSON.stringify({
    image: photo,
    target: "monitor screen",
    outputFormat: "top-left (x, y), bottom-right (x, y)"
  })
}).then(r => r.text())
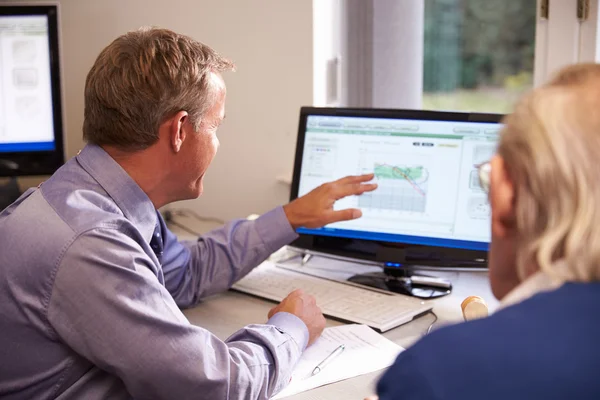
top-left (0, 5), bottom-right (64, 176)
top-left (290, 107), bottom-right (503, 268)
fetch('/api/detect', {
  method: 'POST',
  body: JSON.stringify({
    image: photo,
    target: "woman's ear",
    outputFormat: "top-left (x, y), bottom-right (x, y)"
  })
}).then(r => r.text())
top-left (490, 155), bottom-right (516, 238)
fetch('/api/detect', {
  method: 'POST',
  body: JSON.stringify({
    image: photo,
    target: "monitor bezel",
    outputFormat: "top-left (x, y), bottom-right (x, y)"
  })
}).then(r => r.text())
top-left (0, 4), bottom-right (65, 177)
top-left (289, 106), bottom-right (504, 270)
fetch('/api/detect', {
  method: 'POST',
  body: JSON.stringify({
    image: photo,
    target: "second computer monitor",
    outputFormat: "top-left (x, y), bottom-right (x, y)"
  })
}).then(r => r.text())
top-left (0, 4), bottom-right (64, 176)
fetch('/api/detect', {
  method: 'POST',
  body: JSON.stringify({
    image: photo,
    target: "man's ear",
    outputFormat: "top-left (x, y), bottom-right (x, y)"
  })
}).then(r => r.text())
top-left (169, 111), bottom-right (189, 153)
top-left (490, 155), bottom-right (516, 238)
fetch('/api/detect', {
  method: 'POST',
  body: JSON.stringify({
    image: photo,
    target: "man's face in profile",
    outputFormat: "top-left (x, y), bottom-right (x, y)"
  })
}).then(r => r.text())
top-left (177, 72), bottom-right (226, 199)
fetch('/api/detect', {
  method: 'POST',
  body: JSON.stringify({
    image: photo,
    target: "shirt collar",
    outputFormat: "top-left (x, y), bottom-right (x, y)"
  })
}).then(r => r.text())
top-left (498, 262), bottom-right (567, 310)
top-left (76, 143), bottom-right (157, 243)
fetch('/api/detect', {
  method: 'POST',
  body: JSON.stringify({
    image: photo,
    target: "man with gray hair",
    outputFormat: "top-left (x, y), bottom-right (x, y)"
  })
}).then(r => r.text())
top-left (374, 63), bottom-right (600, 399)
top-left (0, 28), bottom-right (377, 399)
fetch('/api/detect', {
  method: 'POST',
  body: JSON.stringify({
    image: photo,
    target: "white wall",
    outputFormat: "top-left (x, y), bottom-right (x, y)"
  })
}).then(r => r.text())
top-left (19, 0), bottom-right (313, 220)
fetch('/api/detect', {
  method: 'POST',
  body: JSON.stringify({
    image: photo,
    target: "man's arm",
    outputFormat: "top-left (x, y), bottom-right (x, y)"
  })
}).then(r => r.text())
top-left (47, 228), bottom-right (308, 400)
top-left (162, 174), bottom-right (378, 308)
top-left (162, 206), bottom-right (295, 307)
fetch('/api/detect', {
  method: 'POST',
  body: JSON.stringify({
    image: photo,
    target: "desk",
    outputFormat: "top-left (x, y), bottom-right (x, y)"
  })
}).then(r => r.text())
top-left (170, 216), bottom-right (498, 399)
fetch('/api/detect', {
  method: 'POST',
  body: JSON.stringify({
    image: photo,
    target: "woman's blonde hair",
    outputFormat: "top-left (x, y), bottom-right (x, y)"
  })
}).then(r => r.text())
top-left (498, 63), bottom-right (600, 282)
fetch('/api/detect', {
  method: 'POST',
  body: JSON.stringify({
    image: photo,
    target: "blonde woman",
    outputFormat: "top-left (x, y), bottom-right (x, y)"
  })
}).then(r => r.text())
top-left (376, 63), bottom-right (600, 400)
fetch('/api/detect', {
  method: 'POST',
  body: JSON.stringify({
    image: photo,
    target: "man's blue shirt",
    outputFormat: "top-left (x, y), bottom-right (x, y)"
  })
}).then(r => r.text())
top-left (0, 144), bottom-right (305, 400)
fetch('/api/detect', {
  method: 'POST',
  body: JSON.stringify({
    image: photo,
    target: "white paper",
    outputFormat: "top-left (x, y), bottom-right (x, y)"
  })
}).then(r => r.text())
top-left (272, 324), bottom-right (404, 399)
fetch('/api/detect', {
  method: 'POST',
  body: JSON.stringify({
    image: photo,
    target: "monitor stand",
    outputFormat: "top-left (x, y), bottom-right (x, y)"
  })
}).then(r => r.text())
top-left (0, 177), bottom-right (21, 211)
top-left (347, 270), bottom-right (452, 299)
top-left (278, 247), bottom-right (453, 299)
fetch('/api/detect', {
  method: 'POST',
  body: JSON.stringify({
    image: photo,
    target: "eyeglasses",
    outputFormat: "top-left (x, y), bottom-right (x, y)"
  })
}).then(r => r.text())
top-left (478, 161), bottom-right (491, 193)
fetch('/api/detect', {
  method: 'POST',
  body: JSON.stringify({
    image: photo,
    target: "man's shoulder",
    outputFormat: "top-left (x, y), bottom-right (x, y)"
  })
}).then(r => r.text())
top-left (0, 158), bottom-right (135, 269)
top-left (41, 159), bottom-right (123, 230)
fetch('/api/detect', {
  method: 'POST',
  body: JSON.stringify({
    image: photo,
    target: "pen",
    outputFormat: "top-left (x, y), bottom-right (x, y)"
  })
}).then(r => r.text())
top-left (301, 253), bottom-right (312, 266)
top-left (311, 344), bottom-right (345, 376)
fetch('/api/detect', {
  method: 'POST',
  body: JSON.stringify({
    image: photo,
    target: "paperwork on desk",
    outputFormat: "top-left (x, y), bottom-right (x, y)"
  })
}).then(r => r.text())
top-left (272, 324), bottom-right (404, 399)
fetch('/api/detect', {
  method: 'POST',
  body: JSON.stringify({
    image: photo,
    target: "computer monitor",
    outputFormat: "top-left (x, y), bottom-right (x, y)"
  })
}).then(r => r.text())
top-left (0, 4), bottom-right (64, 177)
top-left (290, 107), bottom-right (503, 274)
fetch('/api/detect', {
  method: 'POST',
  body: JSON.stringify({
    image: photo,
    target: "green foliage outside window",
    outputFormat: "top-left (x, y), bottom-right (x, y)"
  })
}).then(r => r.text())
top-left (423, 0), bottom-right (536, 112)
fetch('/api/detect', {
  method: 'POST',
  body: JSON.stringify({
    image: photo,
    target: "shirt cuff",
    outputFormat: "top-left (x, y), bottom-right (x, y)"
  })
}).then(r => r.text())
top-left (266, 312), bottom-right (309, 352)
top-left (254, 207), bottom-right (299, 254)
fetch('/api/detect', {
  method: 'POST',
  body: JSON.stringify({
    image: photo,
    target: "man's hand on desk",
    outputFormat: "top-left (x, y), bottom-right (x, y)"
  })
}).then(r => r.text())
top-left (268, 289), bottom-right (326, 346)
top-left (283, 173), bottom-right (377, 229)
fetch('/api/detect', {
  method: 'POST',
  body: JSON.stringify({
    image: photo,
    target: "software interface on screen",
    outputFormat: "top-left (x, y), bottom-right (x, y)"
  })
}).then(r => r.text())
top-left (297, 114), bottom-right (501, 250)
top-left (0, 14), bottom-right (55, 153)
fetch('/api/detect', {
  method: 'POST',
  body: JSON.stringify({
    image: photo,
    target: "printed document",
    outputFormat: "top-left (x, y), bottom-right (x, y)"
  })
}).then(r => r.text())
top-left (272, 324), bottom-right (404, 399)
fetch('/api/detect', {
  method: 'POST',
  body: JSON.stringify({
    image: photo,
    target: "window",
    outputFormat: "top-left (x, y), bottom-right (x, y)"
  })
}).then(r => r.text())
top-left (314, 0), bottom-right (600, 113)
